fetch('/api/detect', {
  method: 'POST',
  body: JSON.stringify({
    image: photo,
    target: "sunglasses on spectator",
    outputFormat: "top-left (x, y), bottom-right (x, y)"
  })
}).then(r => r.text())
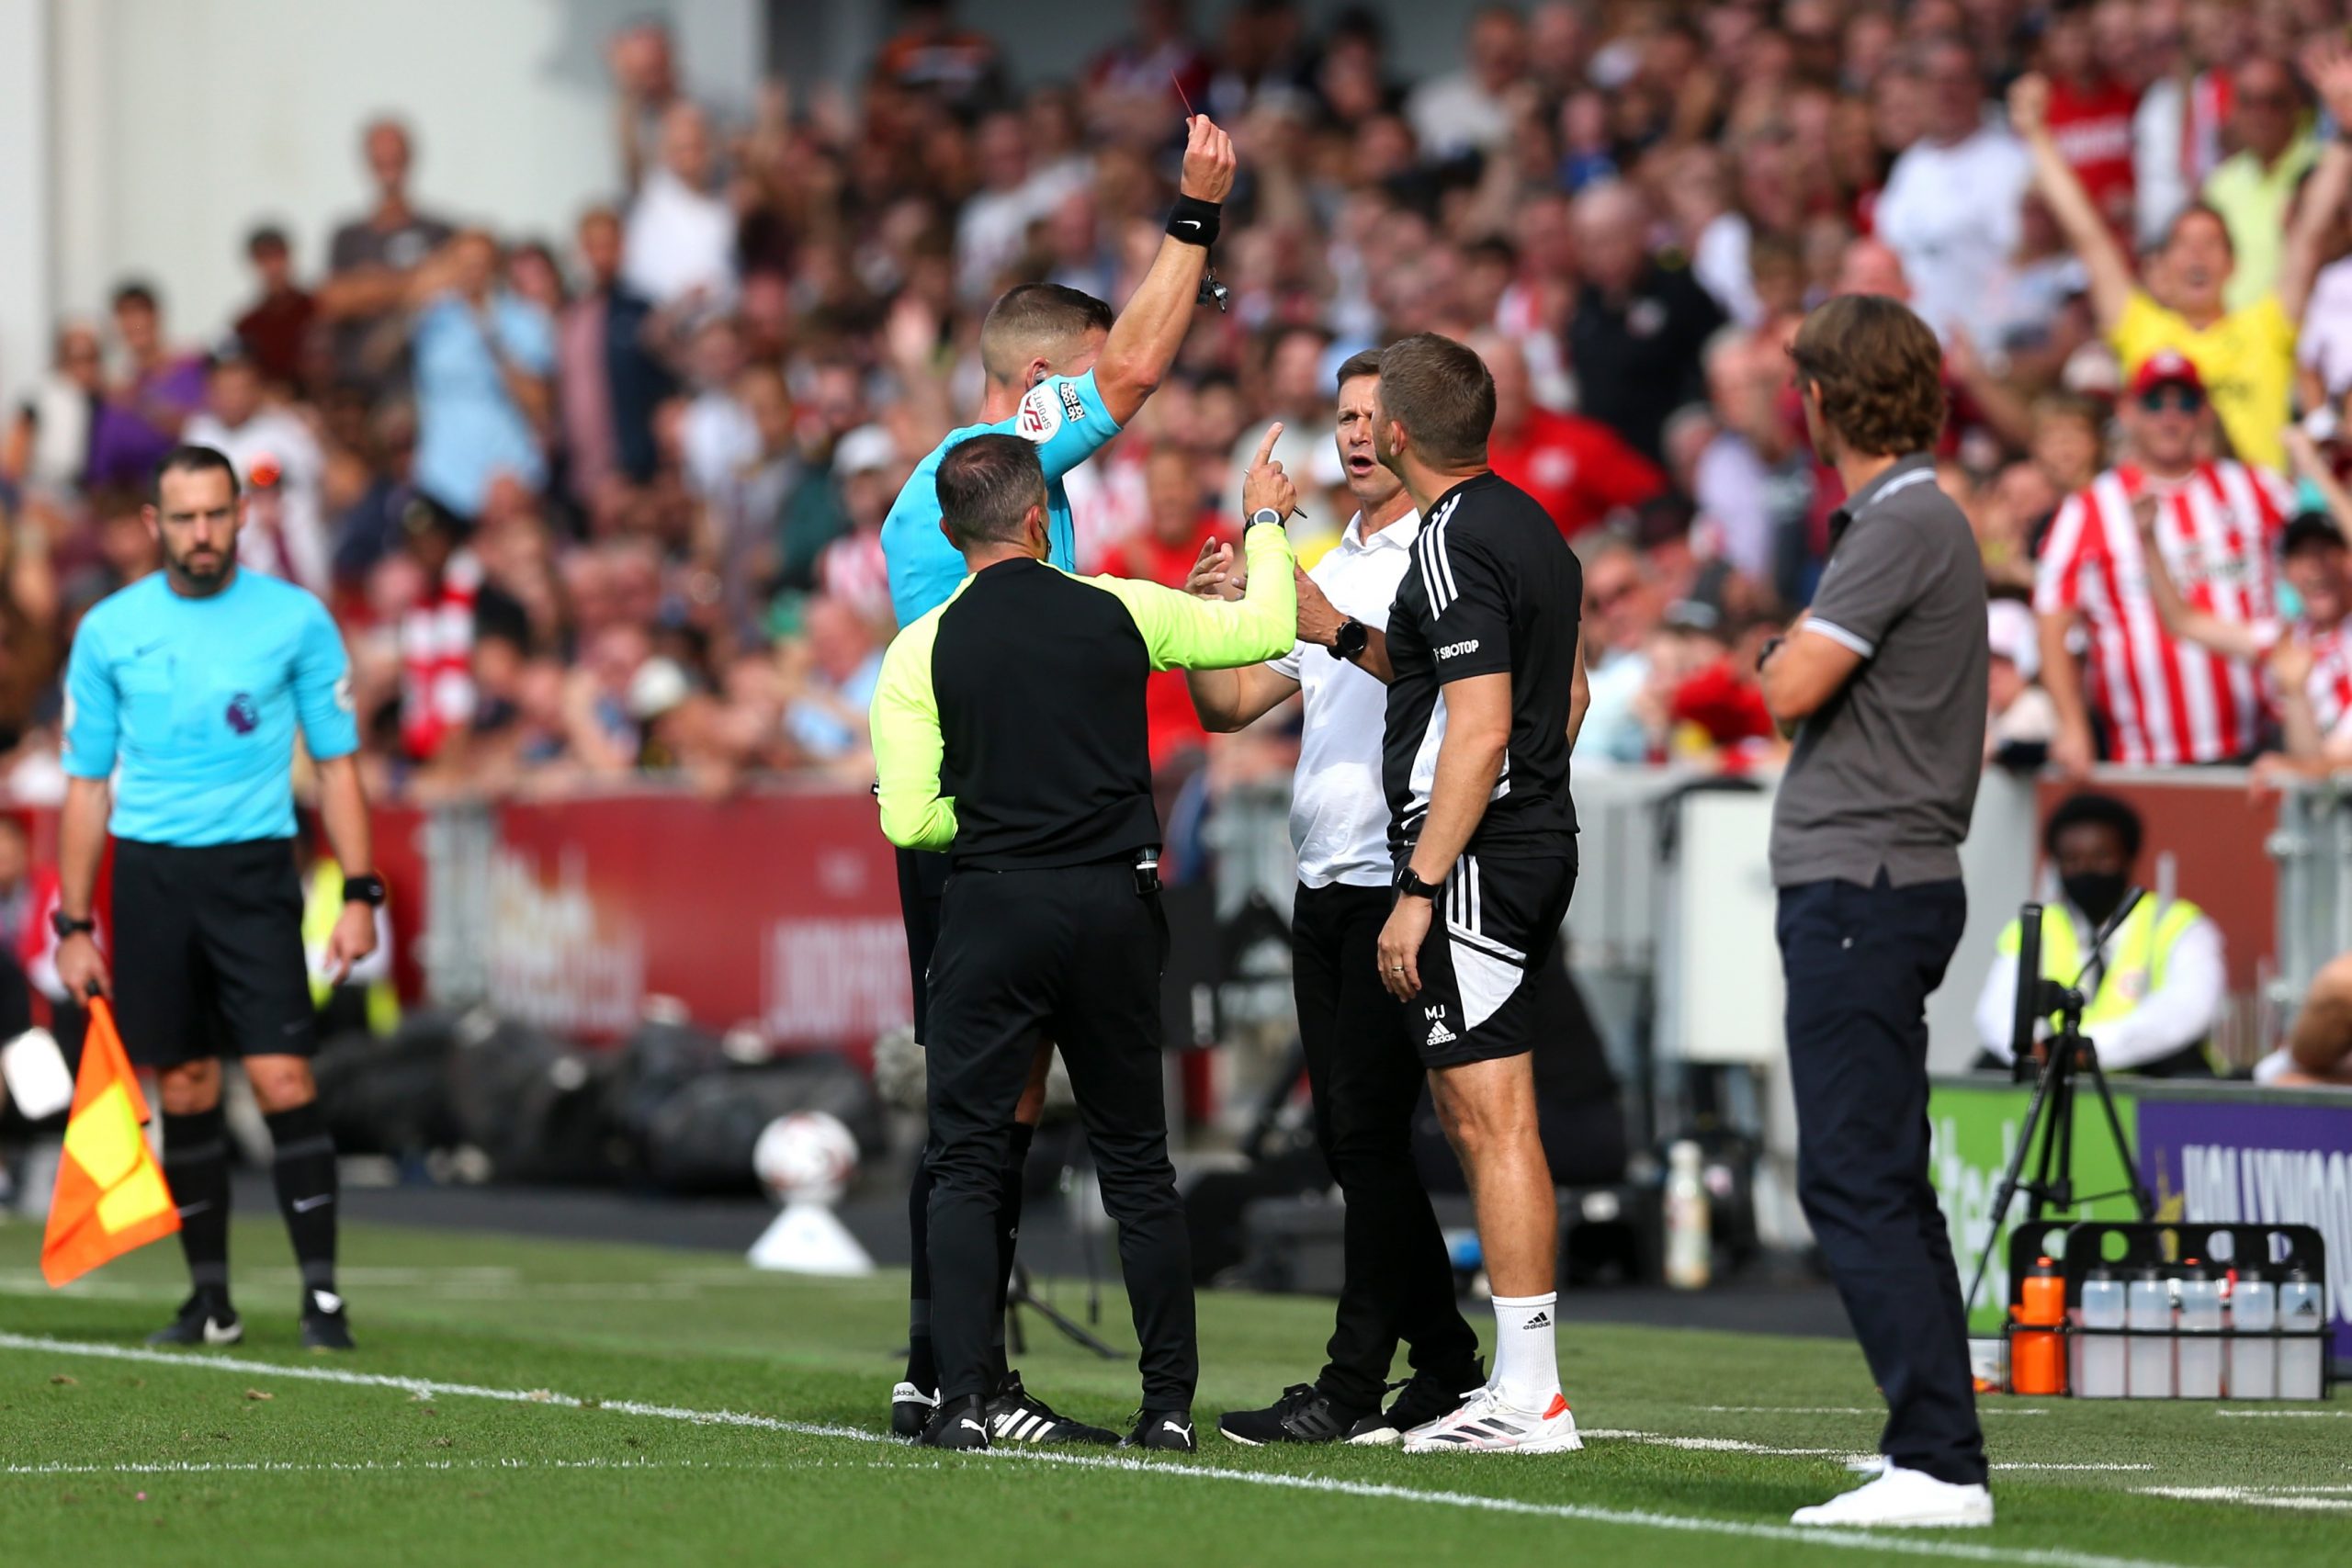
top-left (2139, 388), bottom-right (2204, 414)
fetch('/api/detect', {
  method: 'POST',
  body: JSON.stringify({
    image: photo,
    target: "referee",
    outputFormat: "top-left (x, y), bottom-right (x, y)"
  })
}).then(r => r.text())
top-left (1758, 295), bottom-right (1992, 1529)
top-left (871, 429), bottom-right (1298, 1451)
top-left (56, 445), bottom-right (383, 1351)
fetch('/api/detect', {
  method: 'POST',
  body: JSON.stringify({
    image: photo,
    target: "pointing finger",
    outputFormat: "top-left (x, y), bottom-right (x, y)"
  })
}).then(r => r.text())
top-left (1251, 422), bottom-right (1285, 468)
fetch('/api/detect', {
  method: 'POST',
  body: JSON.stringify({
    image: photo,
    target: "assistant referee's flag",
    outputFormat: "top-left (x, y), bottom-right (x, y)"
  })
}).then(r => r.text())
top-left (41, 998), bottom-right (178, 1286)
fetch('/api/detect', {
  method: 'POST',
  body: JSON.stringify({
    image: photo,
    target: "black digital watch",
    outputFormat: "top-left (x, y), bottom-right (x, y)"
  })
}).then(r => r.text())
top-left (343, 874), bottom-right (389, 908)
top-left (1394, 866), bottom-right (1441, 901)
top-left (1331, 618), bottom-right (1369, 662)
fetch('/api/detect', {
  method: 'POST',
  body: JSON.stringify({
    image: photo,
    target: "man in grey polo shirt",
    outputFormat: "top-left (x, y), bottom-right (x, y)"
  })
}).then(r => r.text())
top-left (1759, 294), bottom-right (1992, 1530)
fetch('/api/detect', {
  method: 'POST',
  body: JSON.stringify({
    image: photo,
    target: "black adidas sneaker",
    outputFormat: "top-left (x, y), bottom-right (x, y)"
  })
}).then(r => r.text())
top-left (1216, 1382), bottom-right (1368, 1446)
top-left (1122, 1409), bottom-right (1199, 1452)
top-left (1345, 1364), bottom-right (1487, 1445)
top-left (917, 1393), bottom-right (991, 1450)
top-left (987, 1371), bottom-right (1119, 1446)
top-left (148, 1292), bottom-right (242, 1348)
top-left (890, 1382), bottom-right (939, 1439)
top-left (300, 1288), bottom-right (356, 1352)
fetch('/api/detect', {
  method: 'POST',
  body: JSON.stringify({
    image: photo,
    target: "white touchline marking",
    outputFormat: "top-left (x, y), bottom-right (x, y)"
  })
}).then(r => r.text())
top-left (4, 1458), bottom-right (776, 1476)
top-left (0, 1334), bottom-right (2204, 1568)
top-left (2212, 1409), bottom-right (2348, 1418)
top-left (2136, 1487), bottom-right (2352, 1513)
top-left (1996, 1465), bottom-right (2156, 1473)
top-left (1701, 1407), bottom-right (2049, 1418)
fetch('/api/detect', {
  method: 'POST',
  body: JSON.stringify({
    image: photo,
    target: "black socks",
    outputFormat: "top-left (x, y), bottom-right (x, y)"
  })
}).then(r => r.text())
top-left (161, 1106), bottom-right (232, 1298)
top-left (264, 1101), bottom-right (339, 1297)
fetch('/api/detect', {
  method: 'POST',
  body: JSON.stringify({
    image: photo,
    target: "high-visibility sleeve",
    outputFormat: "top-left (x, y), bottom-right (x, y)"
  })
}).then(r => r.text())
top-left (1090, 521), bottom-right (1298, 671)
top-left (870, 603), bottom-right (956, 852)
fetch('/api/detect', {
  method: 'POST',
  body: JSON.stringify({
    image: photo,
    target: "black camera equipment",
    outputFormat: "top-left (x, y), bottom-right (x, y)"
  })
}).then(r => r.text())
top-left (1960, 893), bottom-right (2157, 1317)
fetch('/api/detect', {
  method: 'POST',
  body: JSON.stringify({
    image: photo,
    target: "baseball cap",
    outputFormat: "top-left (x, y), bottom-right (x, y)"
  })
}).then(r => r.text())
top-left (2128, 350), bottom-right (2205, 400)
top-left (627, 657), bottom-right (693, 722)
top-left (2282, 508), bottom-right (2348, 556)
top-left (835, 423), bottom-right (899, 478)
top-left (1987, 599), bottom-right (2041, 681)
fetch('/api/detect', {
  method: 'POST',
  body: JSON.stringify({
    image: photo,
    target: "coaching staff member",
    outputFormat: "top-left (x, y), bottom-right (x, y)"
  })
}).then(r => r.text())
top-left (872, 429), bottom-right (1298, 1452)
top-left (1758, 294), bottom-right (1992, 1529)
top-left (1367, 333), bottom-right (1589, 1456)
top-left (1182, 351), bottom-right (1487, 1447)
top-left (55, 445), bottom-right (382, 1351)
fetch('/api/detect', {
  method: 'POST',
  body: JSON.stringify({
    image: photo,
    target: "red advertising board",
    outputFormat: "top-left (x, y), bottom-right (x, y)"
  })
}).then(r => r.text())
top-left (480, 788), bottom-right (908, 1059)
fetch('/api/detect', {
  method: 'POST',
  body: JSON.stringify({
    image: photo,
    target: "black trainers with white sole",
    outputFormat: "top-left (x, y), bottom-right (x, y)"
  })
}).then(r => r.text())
top-left (916, 1393), bottom-right (991, 1450)
top-left (890, 1382), bottom-right (940, 1439)
top-left (1217, 1383), bottom-right (1368, 1446)
top-left (1122, 1409), bottom-right (1199, 1453)
top-left (987, 1371), bottom-right (1119, 1446)
top-left (1347, 1365), bottom-right (1487, 1445)
top-left (148, 1292), bottom-right (242, 1348)
top-left (300, 1289), bottom-right (356, 1352)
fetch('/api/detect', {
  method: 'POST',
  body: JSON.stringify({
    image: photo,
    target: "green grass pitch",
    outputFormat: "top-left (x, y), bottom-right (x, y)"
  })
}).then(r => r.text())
top-left (0, 1215), bottom-right (2344, 1568)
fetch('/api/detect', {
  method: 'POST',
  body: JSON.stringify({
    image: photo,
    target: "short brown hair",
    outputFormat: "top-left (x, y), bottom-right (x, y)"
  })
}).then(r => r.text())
top-left (1788, 295), bottom-right (1946, 457)
top-left (935, 434), bottom-right (1046, 549)
top-left (1333, 348), bottom-right (1382, 393)
top-left (1375, 333), bottom-right (1494, 468)
top-left (978, 284), bottom-right (1114, 380)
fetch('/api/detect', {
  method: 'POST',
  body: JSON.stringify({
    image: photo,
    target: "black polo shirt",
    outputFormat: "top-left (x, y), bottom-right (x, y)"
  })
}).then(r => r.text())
top-left (1566, 260), bottom-right (1725, 465)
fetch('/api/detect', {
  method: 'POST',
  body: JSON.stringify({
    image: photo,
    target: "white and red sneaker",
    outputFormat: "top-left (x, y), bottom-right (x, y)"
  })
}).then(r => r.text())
top-left (1400, 1387), bottom-right (1582, 1454)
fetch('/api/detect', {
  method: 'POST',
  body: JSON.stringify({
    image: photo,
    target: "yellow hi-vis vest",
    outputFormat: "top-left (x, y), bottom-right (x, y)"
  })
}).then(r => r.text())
top-left (304, 862), bottom-right (401, 1037)
top-left (1995, 896), bottom-right (2209, 1059)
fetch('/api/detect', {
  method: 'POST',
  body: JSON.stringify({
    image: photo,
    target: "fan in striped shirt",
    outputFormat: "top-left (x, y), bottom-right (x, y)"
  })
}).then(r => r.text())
top-left (2034, 351), bottom-right (2290, 773)
top-left (2136, 423), bottom-right (2352, 771)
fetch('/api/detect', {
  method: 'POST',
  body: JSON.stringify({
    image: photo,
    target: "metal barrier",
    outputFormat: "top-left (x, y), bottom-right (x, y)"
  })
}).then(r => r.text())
top-left (2270, 780), bottom-right (2352, 1028)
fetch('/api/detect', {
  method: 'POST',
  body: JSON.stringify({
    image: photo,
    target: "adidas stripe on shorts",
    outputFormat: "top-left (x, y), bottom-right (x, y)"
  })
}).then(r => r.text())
top-left (1406, 851), bottom-right (1577, 1068)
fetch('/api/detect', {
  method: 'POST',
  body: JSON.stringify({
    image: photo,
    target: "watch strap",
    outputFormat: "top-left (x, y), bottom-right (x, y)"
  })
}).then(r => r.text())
top-left (343, 873), bottom-right (388, 907)
top-left (1395, 867), bottom-right (1440, 900)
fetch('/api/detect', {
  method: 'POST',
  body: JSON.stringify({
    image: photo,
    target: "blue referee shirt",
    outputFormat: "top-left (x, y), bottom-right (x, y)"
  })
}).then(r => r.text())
top-left (62, 569), bottom-right (360, 846)
top-left (881, 370), bottom-right (1123, 626)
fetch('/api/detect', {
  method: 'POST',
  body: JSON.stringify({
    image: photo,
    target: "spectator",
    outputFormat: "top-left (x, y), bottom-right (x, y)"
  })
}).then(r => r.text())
top-left (317, 118), bottom-right (456, 394)
top-left (779, 594), bottom-right (883, 775)
top-left (1472, 332), bottom-right (1664, 540)
top-left (1226, 326), bottom-right (1334, 509)
top-left (559, 206), bottom-right (673, 509)
top-left (607, 18), bottom-right (689, 194)
top-left (1984, 599), bottom-right (2058, 768)
top-left (406, 231), bottom-right (556, 525)
top-left (875, 0), bottom-right (1002, 111)
top-left (1566, 183), bottom-right (1726, 466)
top-left (2202, 56), bottom-right (2319, 312)
top-left (710, 365), bottom-right (801, 645)
top-left (1089, 0), bottom-right (1212, 119)
top-left (231, 226), bottom-right (318, 393)
top-left (2132, 0), bottom-right (2250, 250)
top-left (183, 350), bottom-right (331, 595)
top-left (622, 101), bottom-right (740, 311)
top-left (2015, 53), bottom-right (2352, 471)
top-left (1123, 445), bottom-right (1229, 772)
top-left (813, 423), bottom-right (902, 634)
top-left (1408, 5), bottom-right (1525, 161)
top-left (1974, 792), bottom-right (2224, 1077)
top-left (1571, 538), bottom-right (1662, 764)
top-left (3, 325), bottom-right (104, 497)
top-left (2037, 0), bottom-right (2140, 236)
top-left (1871, 35), bottom-right (2030, 346)
top-left (676, 317), bottom-right (758, 500)
top-left (954, 109), bottom-right (1086, 305)
top-left (92, 282), bottom-right (205, 491)
top-left (2036, 352), bottom-right (2290, 774)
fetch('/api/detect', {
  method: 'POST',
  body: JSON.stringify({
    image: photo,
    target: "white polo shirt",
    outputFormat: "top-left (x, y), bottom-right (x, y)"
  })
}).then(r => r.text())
top-left (1270, 507), bottom-right (1421, 889)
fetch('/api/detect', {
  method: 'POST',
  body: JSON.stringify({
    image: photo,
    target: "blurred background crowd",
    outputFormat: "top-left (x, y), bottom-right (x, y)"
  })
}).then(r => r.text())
top-left (10, 0), bottom-right (2352, 811)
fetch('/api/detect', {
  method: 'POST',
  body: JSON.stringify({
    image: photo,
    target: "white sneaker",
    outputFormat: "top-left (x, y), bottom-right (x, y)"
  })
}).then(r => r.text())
top-left (1792, 1464), bottom-right (1994, 1529)
top-left (1400, 1386), bottom-right (1582, 1454)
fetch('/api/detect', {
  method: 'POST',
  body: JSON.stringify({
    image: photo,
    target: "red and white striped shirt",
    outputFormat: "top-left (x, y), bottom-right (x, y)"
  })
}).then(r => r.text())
top-left (2034, 460), bottom-right (2290, 764)
top-left (401, 549), bottom-right (481, 761)
top-left (2252, 614), bottom-right (2352, 742)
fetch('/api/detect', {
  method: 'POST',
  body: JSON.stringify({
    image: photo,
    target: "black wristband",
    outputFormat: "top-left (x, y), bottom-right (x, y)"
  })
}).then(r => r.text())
top-left (1167, 195), bottom-right (1221, 247)
top-left (343, 873), bottom-right (388, 908)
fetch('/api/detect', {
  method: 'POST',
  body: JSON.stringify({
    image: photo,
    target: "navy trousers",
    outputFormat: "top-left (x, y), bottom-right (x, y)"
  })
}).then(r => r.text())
top-left (1777, 874), bottom-right (1987, 1487)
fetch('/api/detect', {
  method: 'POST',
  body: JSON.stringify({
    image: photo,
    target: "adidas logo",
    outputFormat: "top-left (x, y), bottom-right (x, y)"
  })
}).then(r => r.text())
top-left (1522, 1311), bottom-right (1551, 1329)
top-left (1426, 1020), bottom-right (1458, 1045)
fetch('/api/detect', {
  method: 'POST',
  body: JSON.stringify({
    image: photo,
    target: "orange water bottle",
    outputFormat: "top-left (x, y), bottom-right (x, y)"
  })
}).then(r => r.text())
top-left (2011, 1256), bottom-right (2066, 1394)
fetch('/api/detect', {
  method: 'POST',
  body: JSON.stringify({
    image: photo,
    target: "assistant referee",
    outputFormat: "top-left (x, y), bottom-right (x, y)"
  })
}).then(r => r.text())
top-left (871, 429), bottom-right (1298, 1452)
top-left (56, 445), bottom-right (384, 1351)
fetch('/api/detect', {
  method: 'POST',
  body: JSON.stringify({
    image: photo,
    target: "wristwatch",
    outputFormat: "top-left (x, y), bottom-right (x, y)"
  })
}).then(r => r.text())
top-left (343, 873), bottom-right (389, 908)
top-left (1331, 617), bottom-right (1369, 661)
top-left (51, 909), bottom-right (95, 941)
top-left (1394, 866), bottom-right (1442, 901)
top-left (1249, 507), bottom-right (1283, 529)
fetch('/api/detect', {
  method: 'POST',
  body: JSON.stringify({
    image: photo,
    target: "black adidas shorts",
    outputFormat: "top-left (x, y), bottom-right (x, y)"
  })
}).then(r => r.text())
top-left (895, 845), bottom-right (953, 1046)
top-left (1409, 850), bottom-right (1577, 1069)
top-left (108, 837), bottom-right (317, 1070)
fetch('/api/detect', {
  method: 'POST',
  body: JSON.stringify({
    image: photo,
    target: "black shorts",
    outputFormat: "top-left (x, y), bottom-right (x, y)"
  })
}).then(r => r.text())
top-left (109, 837), bottom-right (317, 1069)
top-left (1410, 850), bottom-right (1577, 1068)
top-left (895, 845), bottom-right (953, 1046)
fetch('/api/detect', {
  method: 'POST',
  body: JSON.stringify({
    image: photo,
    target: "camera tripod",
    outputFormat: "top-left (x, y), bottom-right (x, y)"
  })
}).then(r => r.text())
top-left (1961, 897), bottom-right (2157, 1318)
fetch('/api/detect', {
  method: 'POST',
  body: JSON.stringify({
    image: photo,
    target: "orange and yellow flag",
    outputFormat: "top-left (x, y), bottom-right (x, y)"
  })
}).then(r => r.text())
top-left (41, 998), bottom-right (178, 1286)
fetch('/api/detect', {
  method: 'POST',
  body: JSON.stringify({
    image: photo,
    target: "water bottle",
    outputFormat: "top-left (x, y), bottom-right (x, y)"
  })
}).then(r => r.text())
top-left (2012, 1256), bottom-right (2065, 1395)
top-left (2278, 1268), bottom-right (2326, 1400)
top-left (2229, 1270), bottom-right (2275, 1400)
top-left (2176, 1263), bottom-right (2222, 1398)
top-left (2127, 1267), bottom-right (2173, 1398)
top-left (1664, 1140), bottom-right (1711, 1290)
top-left (2076, 1267), bottom-right (2128, 1399)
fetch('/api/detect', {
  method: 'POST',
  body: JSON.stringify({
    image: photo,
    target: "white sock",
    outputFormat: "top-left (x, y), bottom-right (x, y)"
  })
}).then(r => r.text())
top-left (1489, 1292), bottom-right (1561, 1408)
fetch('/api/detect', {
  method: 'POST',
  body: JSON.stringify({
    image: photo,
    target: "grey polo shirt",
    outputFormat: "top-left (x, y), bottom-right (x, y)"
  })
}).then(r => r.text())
top-left (1770, 453), bottom-right (1989, 888)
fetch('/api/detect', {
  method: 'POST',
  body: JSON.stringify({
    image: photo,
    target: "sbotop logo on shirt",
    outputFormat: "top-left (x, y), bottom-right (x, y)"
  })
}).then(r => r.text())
top-left (224, 693), bottom-right (259, 735)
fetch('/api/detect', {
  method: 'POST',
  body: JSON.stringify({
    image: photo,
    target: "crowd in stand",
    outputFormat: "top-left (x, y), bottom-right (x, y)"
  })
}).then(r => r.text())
top-left (11, 0), bottom-right (2352, 807)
